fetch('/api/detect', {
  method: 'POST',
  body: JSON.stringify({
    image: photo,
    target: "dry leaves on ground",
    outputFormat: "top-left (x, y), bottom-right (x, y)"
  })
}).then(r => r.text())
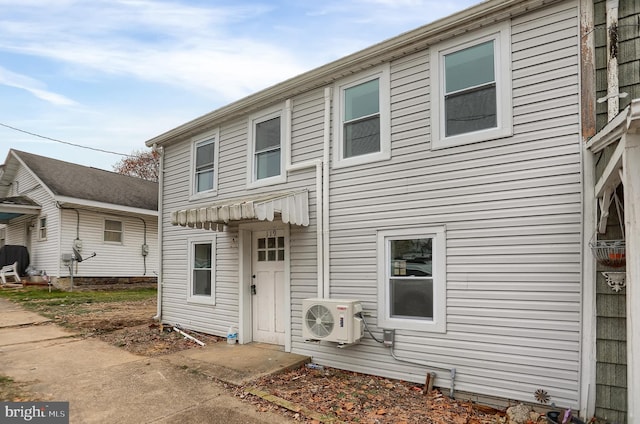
top-left (244, 365), bottom-right (511, 424)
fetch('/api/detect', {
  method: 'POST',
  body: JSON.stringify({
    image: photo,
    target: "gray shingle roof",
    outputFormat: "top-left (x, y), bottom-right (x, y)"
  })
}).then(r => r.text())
top-left (14, 150), bottom-right (158, 212)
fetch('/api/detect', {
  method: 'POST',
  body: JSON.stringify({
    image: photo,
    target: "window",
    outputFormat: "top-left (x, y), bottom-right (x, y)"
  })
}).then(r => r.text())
top-left (377, 226), bottom-right (446, 332)
top-left (191, 129), bottom-right (219, 197)
top-left (0, 227), bottom-right (5, 248)
top-left (430, 22), bottom-right (512, 149)
top-left (248, 108), bottom-right (285, 187)
top-left (104, 219), bottom-right (123, 243)
top-left (334, 65), bottom-right (390, 168)
top-left (256, 236), bottom-right (285, 262)
top-left (188, 236), bottom-right (215, 304)
top-left (38, 217), bottom-right (47, 240)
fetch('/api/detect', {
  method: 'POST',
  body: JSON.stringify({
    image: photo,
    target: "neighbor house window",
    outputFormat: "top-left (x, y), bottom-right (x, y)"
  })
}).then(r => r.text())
top-left (104, 219), bottom-right (123, 243)
top-left (38, 216), bottom-right (47, 240)
top-left (247, 107), bottom-right (285, 186)
top-left (188, 236), bottom-right (215, 304)
top-left (334, 65), bottom-right (390, 168)
top-left (430, 22), bottom-right (512, 149)
top-left (377, 226), bottom-right (446, 333)
top-left (192, 129), bottom-right (219, 197)
top-left (0, 227), bottom-right (5, 248)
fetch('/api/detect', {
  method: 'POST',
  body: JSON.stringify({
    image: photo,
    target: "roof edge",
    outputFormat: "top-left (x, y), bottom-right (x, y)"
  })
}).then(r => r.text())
top-left (146, 0), bottom-right (559, 147)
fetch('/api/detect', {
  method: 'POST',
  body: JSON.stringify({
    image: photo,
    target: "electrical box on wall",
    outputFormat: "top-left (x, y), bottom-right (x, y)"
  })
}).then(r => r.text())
top-left (73, 239), bottom-right (82, 251)
top-left (141, 244), bottom-right (149, 256)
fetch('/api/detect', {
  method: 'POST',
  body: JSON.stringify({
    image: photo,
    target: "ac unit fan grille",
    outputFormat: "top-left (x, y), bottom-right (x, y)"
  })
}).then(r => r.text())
top-left (305, 304), bottom-right (334, 338)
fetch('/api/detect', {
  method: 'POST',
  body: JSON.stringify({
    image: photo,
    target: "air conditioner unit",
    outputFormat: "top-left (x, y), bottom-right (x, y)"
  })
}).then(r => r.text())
top-left (302, 298), bottom-right (364, 344)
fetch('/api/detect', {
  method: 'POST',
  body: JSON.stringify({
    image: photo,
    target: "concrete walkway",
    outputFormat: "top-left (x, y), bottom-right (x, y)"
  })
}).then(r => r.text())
top-left (0, 298), bottom-right (309, 423)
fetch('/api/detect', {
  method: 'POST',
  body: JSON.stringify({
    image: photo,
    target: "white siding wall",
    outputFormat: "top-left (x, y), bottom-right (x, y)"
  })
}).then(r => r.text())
top-left (291, 2), bottom-right (583, 409)
top-left (57, 209), bottom-right (158, 278)
top-left (159, 0), bottom-right (582, 409)
top-left (4, 164), bottom-right (60, 274)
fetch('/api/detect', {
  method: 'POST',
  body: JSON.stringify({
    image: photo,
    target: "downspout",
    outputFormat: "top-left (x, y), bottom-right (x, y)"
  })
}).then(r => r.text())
top-left (283, 98), bottom-right (324, 298)
top-left (153, 144), bottom-right (164, 321)
top-left (322, 87), bottom-right (331, 299)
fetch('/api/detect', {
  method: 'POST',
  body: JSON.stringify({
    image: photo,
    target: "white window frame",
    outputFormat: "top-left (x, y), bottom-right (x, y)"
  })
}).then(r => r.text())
top-left (187, 235), bottom-right (216, 305)
top-left (246, 105), bottom-right (286, 188)
top-left (377, 226), bottom-right (446, 333)
top-left (190, 128), bottom-right (220, 200)
top-left (333, 64), bottom-right (391, 168)
top-left (430, 21), bottom-right (512, 150)
top-left (38, 216), bottom-right (47, 241)
top-left (103, 219), bottom-right (123, 244)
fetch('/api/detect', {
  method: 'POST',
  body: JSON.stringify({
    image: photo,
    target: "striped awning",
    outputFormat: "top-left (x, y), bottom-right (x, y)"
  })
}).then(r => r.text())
top-left (171, 190), bottom-right (309, 231)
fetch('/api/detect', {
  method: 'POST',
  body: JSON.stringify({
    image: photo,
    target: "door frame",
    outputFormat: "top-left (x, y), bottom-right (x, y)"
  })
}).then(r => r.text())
top-left (238, 221), bottom-right (291, 352)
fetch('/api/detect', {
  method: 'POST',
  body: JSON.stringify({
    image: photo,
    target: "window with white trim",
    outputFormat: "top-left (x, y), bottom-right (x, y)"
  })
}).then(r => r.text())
top-left (104, 219), bottom-right (123, 243)
top-left (188, 236), bottom-right (215, 304)
top-left (377, 226), bottom-right (446, 332)
top-left (430, 22), bottom-right (512, 149)
top-left (38, 216), bottom-right (47, 240)
top-left (334, 65), bottom-right (390, 167)
top-left (191, 129), bottom-right (219, 197)
top-left (248, 108), bottom-right (285, 186)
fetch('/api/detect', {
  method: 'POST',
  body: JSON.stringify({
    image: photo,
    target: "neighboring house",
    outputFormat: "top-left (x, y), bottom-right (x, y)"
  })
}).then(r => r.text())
top-left (145, 0), bottom-right (638, 420)
top-left (581, 1), bottom-right (640, 422)
top-left (0, 150), bottom-right (158, 287)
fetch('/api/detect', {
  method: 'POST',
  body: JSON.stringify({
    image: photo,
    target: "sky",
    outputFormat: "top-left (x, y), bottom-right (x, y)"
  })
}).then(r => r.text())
top-left (0, 0), bottom-right (478, 172)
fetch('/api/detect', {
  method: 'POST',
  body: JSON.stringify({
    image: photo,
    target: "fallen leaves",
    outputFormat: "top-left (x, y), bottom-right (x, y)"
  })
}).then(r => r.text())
top-left (247, 365), bottom-right (508, 424)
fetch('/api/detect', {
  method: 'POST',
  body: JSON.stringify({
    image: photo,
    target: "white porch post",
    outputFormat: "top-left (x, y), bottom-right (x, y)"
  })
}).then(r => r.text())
top-left (625, 133), bottom-right (640, 422)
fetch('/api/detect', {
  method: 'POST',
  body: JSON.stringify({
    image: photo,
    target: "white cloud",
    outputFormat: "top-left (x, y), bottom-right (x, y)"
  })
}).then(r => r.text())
top-left (0, 66), bottom-right (77, 106)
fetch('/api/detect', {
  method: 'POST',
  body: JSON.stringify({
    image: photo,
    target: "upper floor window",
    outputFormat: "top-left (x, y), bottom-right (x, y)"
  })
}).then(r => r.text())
top-left (247, 107), bottom-right (285, 187)
top-left (430, 22), bottom-right (512, 149)
top-left (38, 216), bottom-right (47, 240)
top-left (104, 219), bottom-right (123, 243)
top-left (377, 226), bottom-right (446, 333)
top-left (334, 65), bottom-right (390, 168)
top-left (191, 129), bottom-right (219, 197)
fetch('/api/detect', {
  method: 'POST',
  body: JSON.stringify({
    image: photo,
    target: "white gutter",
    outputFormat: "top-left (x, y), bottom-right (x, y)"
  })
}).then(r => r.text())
top-left (322, 87), bottom-right (331, 299)
top-left (153, 144), bottom-right (164, 321)
top-left (283, 98), bottom-right (324, 298)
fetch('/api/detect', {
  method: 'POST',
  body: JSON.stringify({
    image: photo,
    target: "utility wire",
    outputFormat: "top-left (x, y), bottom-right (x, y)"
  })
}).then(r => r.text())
top-left (0, 122), bottom-right (133, 157)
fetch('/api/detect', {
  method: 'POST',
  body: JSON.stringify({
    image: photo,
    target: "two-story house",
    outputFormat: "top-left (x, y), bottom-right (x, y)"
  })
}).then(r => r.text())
top-left (145, 0), bottom-right (639, 420)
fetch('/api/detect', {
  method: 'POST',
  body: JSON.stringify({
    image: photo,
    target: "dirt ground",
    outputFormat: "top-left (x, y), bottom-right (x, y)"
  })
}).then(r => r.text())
top-left (14, 293), bottom-right (545, 423)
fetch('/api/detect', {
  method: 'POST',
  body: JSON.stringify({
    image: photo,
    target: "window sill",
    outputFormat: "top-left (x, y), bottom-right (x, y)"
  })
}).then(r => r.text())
top-left (247, 174), bottom-right (286, 189)
top-left (189, 189), bottom-right (218, 202)
top-left (333, 150), bottom-right (391, 169)
top-left (431, 125), bottom-right (512, 150)
top-left (378, 316), bottom-right (446, 333)
top-left (187, 296), bottom-right (215, 306)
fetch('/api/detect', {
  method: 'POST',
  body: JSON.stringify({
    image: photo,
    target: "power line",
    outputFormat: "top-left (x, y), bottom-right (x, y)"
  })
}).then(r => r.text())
top-left (0, 122), bottom-right (133, 157)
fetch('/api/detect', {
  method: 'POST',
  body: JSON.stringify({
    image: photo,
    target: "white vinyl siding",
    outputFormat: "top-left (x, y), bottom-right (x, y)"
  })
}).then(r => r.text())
top-left (157, 0), bottom-right (581, 411)
top-left (58, 210), bottom-right (158, 278)
top-left (294, 1), bottom-right (581, 410)
top-left (430, 21), bottom-right (512, 149)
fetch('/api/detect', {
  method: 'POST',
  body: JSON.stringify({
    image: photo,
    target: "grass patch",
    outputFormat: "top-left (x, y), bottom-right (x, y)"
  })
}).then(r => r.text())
top-left (0, 287), bottom-right (156, 307)
top-left (0, 375), bottom-right (38, 402)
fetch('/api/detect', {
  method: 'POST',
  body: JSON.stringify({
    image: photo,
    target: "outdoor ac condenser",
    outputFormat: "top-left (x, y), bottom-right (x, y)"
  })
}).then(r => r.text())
top-left (302, 298), bottom-right (363, 344)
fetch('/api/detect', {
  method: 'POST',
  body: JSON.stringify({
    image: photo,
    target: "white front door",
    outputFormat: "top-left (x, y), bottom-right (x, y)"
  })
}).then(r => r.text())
top-left (251, 229), bottom-right (285, 345)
